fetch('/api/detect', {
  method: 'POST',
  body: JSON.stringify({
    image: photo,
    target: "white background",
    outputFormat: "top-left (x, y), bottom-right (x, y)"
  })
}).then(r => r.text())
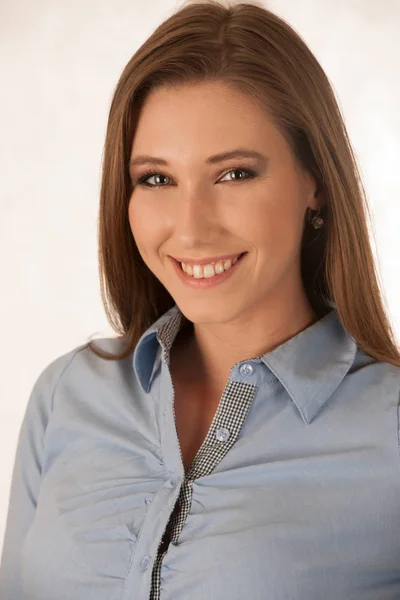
top-left (0, 0), bottom-right (399, 557)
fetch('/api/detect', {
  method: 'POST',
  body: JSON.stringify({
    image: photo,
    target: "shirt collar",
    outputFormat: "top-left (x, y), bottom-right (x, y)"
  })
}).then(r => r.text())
top-left (133, 302), bottom-right (357, 425)
top-left (132, 304), bottom-right (184, 395)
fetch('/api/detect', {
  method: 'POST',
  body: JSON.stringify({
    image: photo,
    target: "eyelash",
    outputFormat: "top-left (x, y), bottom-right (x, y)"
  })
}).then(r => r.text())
top-left (133, 166), bottom-right (258, 188)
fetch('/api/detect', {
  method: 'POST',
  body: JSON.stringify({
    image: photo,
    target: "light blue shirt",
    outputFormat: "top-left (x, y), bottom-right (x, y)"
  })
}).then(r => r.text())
top-left (1, 303), bottom-right (400, 600)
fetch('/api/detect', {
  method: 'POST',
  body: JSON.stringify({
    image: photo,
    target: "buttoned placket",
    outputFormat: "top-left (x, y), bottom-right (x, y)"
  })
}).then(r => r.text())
top-left (146, 333), bottom-right (260, 600)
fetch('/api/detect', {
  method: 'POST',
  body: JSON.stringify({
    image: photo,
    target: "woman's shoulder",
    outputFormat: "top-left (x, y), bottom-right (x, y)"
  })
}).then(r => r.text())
top-left (19, 336), bottom-right (137, 442)
top-left (351, 346), bottom-right (400, 406)
top-left (29, 336), bottom-right (132, 410)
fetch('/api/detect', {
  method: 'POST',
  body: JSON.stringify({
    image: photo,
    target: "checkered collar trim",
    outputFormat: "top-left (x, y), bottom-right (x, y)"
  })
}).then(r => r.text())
top-left (133, 304), bottom-right (358, 424)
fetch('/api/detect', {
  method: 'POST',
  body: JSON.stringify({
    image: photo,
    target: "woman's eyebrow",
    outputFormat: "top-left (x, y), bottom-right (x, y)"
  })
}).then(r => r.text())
top-left (129, 148), bottom-right (269, 168)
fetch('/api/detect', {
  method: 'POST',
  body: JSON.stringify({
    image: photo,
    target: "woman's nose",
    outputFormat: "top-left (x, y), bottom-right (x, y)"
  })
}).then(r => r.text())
top-left (173, 190), bottom-right (221, 244)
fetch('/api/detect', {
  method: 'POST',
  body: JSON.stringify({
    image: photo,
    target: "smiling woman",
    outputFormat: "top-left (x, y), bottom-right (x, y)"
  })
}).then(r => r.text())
top-left (127, 79), bottom-right (320, 336)
top-left (88, 0), bottom-right (398, 370)
top-left (1, 1), bottom-right (400, 600)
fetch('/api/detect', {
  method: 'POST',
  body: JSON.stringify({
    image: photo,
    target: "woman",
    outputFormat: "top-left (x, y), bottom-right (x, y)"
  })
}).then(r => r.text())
top-left (1, 1), bottom-right (400, 598)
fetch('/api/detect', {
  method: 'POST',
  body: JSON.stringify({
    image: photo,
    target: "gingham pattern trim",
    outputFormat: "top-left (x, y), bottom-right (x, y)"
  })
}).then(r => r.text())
top-left (186, 378), bottom-right (257, 480)
top-left (149, 315), bottom-right (259, 599)
top-left (156, 310), bottom-right (184, 365)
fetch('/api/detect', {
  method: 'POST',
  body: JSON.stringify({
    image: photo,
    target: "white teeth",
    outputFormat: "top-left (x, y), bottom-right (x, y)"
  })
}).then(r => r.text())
top-left (214, 261), bottom-right (224, 274)
top-left (203, 264), bottom-right (216, 278)
top-left (192, 265), bottom-right (203, 279)
top-left (180, 254), bottom-right (242, 278)
top-left (181, 262), bottom-right (194, 275)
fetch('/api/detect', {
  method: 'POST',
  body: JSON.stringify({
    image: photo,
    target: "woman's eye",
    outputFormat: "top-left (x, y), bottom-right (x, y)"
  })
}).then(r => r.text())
top-left (219, 168), bottom-right (256, 183)
top-left (135, 167), bottom-right (257, 188)
top-left (136, 172), bottom-right (170, 187)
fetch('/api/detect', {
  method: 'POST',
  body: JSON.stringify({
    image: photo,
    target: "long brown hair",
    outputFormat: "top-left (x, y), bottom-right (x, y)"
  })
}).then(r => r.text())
top-left (88, 0), bottom-right (400, 367)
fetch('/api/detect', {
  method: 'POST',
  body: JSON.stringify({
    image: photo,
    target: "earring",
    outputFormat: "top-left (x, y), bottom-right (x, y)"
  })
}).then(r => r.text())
top-left (309, 208), bottom-right (324, 229)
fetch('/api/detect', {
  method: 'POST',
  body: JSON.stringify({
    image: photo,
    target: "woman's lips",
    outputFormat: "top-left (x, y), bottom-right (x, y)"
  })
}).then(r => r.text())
top-left (170, 252), bottom-right (248, 289)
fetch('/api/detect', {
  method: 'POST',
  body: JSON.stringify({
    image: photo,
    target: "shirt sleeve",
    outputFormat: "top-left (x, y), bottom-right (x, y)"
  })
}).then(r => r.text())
top-left (0, 347), bottom-right (83, 599)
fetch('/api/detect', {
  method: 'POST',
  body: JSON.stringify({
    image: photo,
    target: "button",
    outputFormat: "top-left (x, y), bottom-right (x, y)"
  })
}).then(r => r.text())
top-left (165, 477), bottom-right (180, 488)
top-left (141, 555), bottom-right (151, 572)
top-left (239, 363), bottom-right (253, 376)
top-left (126, 523), bottom-right (137, 539)
top-left (215, 426), bottom-right (230, 442)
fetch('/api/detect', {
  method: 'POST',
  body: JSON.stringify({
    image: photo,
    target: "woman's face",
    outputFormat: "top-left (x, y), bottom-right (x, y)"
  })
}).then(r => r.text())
top-left (128, 80), bottom-right (321, 325)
